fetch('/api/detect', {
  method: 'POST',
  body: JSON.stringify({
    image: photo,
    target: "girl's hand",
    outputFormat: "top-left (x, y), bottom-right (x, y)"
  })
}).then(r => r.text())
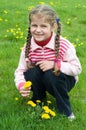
top-left (36, 60), bottom-right (54, 71)
top-left (19, 86), bottom-right (31, 97)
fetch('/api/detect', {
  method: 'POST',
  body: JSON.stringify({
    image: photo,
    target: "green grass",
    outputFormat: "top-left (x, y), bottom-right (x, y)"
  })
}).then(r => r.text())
top-left (0, 0), bottom-right (86, 130)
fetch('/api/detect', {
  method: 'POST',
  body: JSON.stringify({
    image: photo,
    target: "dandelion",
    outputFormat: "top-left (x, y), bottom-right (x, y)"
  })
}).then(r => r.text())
top-left (41, 113), bottom-right (50, 119)
top-left (49, 110), bottom-right (56, 117)
top-left (15, 97), bottom-right (19, 101)
top-left (39, 2), bottom-right (45, 4)
top-left (42, 106), bottom-right (50, 113)
top-left (42, 106), bottom-right (49, 111)
top-left (66, 18), bottom-right (71, 25)
top-left (80, 42), bottom-right (84, 45)
top-left (10, 28), bottom-right (14, 33)
top-left (36, 100), bottom-right (41, 103)
top-left (16, 24), bottom-right (18, 27)
top-left (4, 10), bottom-right (8, 14)
top-left (6, 29), bottom-right (9, 32)
top-left (24, 81), bottom-right (32, 89)
top-left (0, 17), bottom-right (3, 22)
top-left (17, 28), bottom-right (21, 31)
top-left (76, 38), bottom-right (79, 42)
top-left (49, 2), bottom-right (54, 6)
top-left (16, 36), bottom-right (19, 39)
top-left (47, 100), bottom-right (52, 104)
top-left (44, 108), bottom-right (50, 113)
top-left (27, 100), bottom-right (36, 107)
top-left (28, 6), bottom-right (34, 11)
top-left (66, 21), bottom-right (70, 25)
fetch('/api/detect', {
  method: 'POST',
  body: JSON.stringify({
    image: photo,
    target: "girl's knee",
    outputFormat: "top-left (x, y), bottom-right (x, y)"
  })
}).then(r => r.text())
top-left (24, 66), bottom-right (42, 81)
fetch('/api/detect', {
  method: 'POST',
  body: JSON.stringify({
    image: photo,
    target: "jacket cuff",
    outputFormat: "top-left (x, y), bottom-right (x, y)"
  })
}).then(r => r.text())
top-left (18, 82), bottom-right (25, 90)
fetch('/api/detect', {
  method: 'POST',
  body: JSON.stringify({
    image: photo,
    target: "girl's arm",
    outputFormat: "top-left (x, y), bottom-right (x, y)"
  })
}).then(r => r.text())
top-left (60, 46), bottom-right (82, 76)
top-left (14, 49), bottom-right (28, 90)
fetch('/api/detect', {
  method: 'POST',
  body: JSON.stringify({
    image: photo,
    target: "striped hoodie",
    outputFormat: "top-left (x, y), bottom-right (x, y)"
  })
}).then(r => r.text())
top-left (14, 32), bottom-right (82, 90)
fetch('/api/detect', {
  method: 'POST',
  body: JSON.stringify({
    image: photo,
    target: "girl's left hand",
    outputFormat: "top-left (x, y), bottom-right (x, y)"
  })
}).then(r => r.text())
top-left (36, 60), bottom-right (54, 71)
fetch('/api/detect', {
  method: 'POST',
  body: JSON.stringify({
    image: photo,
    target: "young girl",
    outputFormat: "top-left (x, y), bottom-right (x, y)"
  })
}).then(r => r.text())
top-left (14, 4), bottom-right (82, 120)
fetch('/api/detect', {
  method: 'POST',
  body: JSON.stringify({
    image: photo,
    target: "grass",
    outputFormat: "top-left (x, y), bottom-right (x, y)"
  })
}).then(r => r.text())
top-left (0, 0), bottom-right (86, 129)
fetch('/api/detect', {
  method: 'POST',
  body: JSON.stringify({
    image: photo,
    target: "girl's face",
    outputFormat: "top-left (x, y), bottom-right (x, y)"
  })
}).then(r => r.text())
top-left (30, 15), bottom-right (56, 42)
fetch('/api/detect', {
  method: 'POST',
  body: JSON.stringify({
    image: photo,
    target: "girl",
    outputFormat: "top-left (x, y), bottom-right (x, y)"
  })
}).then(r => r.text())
top-left (14, 4), bottom-right (82, 120)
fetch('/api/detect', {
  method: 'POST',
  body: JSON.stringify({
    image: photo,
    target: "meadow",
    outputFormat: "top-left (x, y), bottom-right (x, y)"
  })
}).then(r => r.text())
top-left (0, 0), bottom-right (86, 129)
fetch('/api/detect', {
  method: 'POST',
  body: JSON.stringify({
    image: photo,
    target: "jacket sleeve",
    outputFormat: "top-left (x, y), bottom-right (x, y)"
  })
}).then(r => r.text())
top-left (14, 49), bottom-right (28, 89)
top-left (60, 45), bottom-right (82, 76)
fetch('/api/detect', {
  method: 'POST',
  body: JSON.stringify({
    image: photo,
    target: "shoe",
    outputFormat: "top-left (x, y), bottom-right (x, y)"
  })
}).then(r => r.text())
top-left (68, 112), bottom-right (76, 121)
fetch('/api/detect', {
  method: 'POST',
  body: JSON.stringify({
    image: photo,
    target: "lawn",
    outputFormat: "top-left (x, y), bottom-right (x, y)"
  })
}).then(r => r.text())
top-left (0, 0), bottom-right (86, 130)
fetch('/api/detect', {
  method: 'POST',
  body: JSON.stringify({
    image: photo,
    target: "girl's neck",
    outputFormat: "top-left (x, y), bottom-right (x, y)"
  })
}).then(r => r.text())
top-left (34, 33), bottom-right (52, 47)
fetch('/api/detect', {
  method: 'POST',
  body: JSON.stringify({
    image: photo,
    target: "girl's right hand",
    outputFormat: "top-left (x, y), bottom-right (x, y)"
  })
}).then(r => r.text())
top-left (19, 86), bottom-right (31, 97)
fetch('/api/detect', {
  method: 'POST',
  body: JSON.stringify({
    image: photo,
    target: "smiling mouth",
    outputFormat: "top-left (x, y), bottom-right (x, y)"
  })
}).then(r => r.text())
top-left (35, 33), bottom-right (43, 36)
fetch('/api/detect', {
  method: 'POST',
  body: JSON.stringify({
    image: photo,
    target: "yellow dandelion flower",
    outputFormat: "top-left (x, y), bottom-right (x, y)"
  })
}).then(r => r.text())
top-left (10, 29), bottom-right (14, 33)
top-left (49, 110), bottom-right (56, 117)
top-left (39, 2), bottom-right (45, 4)
top-left (20, 47), bottom-right (23, 50)
top-left (17, 28), bottom-right (21, 31)
top-left (80, 42), bottom-right (84, 45)
top-left (16, 24), bottom-right (18, 27)
top-left (66, 19), bottom-right (71, 25)
top-left (24, 81), bottom-right (32, 89)
top-left (20, 32), bottom-right (23, 36)
top-left (47, 100), bottom-right (52, 104)
top-left (78, 44), bottom-right (81, 46)
top-left (16, 31), bottom-right (18, 34)
top-left (36, 100), bottom-right (41, 103)
top-left (6, 29), bottom-right (9, 32)
top-left (0, 18), bottom-right (3, 22)
top-left (16, 36), bottom-right (19, 39)
top-left (76, 38), bottom-right (79, 42)
top-left (45, 109), bottom-right (50, 113)
top-left (20, 36), bottom-right (23, 39)
top-left (27, 100), bottom-right (36, 107)
top-left (15, 97), bottom-right (19, 101)
top-left (41, 113), bottom-right (50, 119)
top-left (66, 21), bottom-right (70, 25)
top-left (50, 2), bottom-right (54, 6)
top-left (4, 10), bottom-right (8, 14)
top-left (28, 6), bottom-right (34, 10)
top-left (42, 106), bottom-right (49, 111)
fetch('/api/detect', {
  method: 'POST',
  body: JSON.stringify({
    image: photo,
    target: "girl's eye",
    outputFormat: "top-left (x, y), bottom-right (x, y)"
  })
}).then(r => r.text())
top-left (41, 25), bottom-right (47, 28)
top-left (31, 24), bottom-right (37, 27)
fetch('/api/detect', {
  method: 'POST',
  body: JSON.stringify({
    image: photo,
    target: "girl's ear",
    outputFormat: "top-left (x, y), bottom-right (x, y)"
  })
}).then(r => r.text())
top-left (51, 23), bottom-right (57, 31)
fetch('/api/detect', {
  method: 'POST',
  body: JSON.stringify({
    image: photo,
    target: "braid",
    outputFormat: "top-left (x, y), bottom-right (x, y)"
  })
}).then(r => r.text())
top-left (55, 21), bottom-right (61, 58)
top-left (25, 27), bottom-right (32, 60)
top-left (53, 21), bottom-right (61, 76)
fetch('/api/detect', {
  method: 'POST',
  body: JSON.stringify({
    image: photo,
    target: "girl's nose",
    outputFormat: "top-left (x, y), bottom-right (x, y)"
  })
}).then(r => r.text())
top-left (36, 26), bottom-right (41, 32)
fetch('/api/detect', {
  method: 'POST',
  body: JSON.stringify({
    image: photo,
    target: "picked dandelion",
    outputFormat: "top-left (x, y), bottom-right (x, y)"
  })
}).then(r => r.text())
top-left (24, 81), bottom-right (32, 89)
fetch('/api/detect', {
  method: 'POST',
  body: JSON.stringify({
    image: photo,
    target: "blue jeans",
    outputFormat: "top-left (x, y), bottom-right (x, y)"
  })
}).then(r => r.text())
top-left (24, 66), bottom-right (75, 116)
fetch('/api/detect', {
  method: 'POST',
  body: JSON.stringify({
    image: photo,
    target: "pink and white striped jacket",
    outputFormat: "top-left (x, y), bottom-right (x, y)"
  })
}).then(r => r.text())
top-left (14, 32), bottom-right (82, 90)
